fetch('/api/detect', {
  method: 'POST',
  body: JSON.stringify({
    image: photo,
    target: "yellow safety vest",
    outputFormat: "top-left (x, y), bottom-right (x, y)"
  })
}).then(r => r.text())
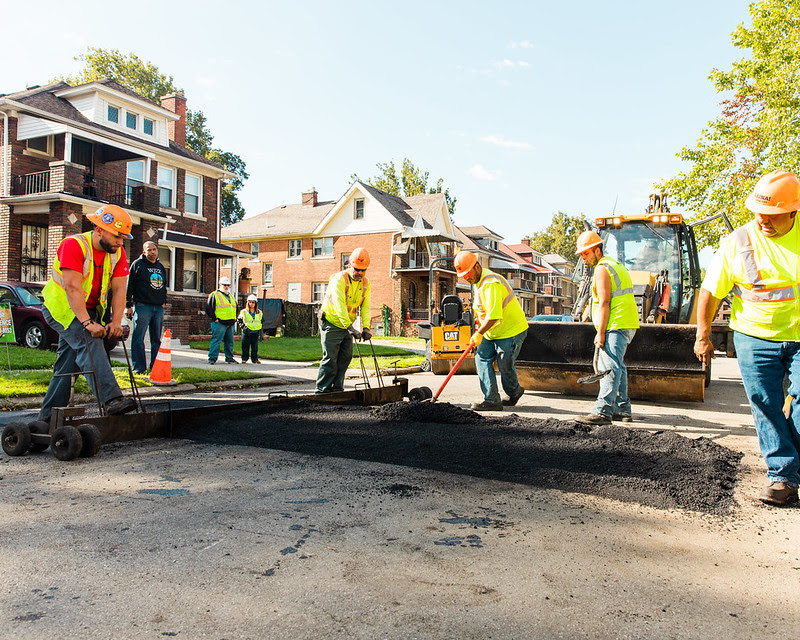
top-left (706, 220), bottom-right (800, 341)
top-left (591, 256), bottom-right (640, 331)
top-left (212, 290), bottom-right (237, 321)
top-left (321, 270), bottom-right (370, 330)
top-left (473, 267), bottom-right (528, 340)
top-left (238, 308), bottom-right (263, 331)
top-left (42, 231), bottom-right (120, 329)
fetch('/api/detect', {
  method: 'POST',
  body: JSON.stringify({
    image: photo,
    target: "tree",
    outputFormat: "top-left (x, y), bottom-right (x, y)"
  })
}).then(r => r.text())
top-left (527, 212), bottom-right (587, 258)
top-left (58, 47), bottom-right (248, 226)
top-left (657, 0), bottom-right (800, 248)
top-left (352, 158), bottom-right (457, 218)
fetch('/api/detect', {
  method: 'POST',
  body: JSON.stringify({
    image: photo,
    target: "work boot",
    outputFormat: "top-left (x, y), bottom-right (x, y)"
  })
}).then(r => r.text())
top-left (470, 400), bottom-right (503, 412)
top-left (252, 359), bottom-right (261, 364)
top-left (759, 481), bottom-right (799, 506)
top-left (241, 358), bottom-right (248, 364)
top-left (225, 359), bottom-right (239, 364)
top-left (106, 396), bottom-right (137, 416)
top-left (502, 387), bottom-right (525, 406)
top-left (578, 413), bottom-right (612, 425)
top-left (613, 413), bottom-right (633, 423)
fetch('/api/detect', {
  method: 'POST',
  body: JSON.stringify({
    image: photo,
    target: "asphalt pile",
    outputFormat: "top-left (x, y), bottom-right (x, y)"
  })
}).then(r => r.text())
top-left (176, 399), bottom-right (743, 514)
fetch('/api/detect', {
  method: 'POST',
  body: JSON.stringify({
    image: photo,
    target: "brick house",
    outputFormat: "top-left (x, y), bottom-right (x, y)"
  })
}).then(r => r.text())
top-left (220, 182), bottom-right (461, 336)
top-left (504, 239), bottom-right (577, 315)
top-left (0, 79), bottom-right (250, 343)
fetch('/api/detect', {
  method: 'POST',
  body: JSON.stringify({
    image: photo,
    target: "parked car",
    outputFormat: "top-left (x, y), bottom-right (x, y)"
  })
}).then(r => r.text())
top-left (0, 281), bottom-right (59, 349)
top-left (530, 314), bottom-right (574, 322)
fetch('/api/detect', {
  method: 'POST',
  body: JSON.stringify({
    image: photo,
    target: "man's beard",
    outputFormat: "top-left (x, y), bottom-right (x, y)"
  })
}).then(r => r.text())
top-left (99, 236), bottom-right (117, 253)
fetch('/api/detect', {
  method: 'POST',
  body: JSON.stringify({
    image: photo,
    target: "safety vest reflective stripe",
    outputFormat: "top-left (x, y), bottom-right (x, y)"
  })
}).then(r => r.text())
top-left (240, 310), bottom-right (262, 330)
top-left (732, 226), bottom-right (798, 301)
top-left (592, 256), bottom-right (639, 331)
top-left (599, 262), bottom-right (634, 298)
top-left (322, 271), bottom-right (369, 323)
top-left (478, 273), bottom-right (515, 308)
top-left (213, 291), bottom-right (236, 320)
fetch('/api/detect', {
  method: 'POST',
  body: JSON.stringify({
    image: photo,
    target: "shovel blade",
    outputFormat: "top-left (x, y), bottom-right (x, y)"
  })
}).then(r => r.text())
top-left (577, 369), bottom-right (611, 384)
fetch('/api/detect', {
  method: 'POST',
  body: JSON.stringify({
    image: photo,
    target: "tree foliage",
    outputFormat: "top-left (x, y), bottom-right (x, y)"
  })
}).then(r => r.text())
top-left (527, 211), bottom-right (586, 259)
top-left (58, 47), bottom-right (248, 226)
top-left (657, 0), bottom-right (800, 247)
top-left (352, 158), bottom-right (457, 218)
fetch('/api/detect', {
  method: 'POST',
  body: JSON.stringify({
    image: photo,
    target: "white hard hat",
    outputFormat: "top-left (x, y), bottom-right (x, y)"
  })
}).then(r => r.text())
top-left (247, 294), bottom-right (258, 302)
top-left (219, 276), bottom-right (231, 286)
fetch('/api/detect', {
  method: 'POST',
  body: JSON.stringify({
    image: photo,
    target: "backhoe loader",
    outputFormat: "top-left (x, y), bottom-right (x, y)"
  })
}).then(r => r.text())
top-left (516, 194), bottom-right (732, 402)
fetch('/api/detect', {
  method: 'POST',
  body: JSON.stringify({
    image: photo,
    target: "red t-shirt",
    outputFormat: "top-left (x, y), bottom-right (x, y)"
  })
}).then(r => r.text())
top-left (57, 237), bottom-right (129, 309)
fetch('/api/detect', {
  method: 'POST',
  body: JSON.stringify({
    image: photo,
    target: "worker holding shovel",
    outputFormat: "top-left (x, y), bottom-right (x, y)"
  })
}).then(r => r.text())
top-left (575, 230), bottom-right (640, 425)
top-left (455, 251), bottom-right (528, 411)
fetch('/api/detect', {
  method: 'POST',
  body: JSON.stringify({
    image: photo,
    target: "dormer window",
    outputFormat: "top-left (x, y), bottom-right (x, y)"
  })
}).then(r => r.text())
top-left (143, 118), bottom-right (154, 136)
top-left (107, 105), bottom-right (119, 124)
top-left (126, 112), bottom-right (138, 130)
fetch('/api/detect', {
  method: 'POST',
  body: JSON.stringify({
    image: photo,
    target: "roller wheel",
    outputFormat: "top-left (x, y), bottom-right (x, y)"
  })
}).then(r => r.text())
top-left (27, 420), bottom-right (51, 453)
top-left (419, 386), bottom-right (433, 399)
top-left (2, 422), bottom-right (32, 456)
top-left (77, 424), bottom-right (102, 458)
top-left (408, 387), bottom-right (426, 402)
top-left (51, 426), bottom-right (83, 461)
top-left (420, 358), bottom-right (431, 372)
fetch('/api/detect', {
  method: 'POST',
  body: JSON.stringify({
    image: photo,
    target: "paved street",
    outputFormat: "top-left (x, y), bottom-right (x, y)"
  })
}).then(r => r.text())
top-left (1, 346), bottom-right (798, 639)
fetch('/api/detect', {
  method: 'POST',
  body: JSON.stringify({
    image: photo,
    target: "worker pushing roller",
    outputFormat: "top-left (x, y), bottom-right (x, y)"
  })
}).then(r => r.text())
top-left (315, 247), bottom-right (372, 394)
top-left (454, 250), bottom-right (528, 411)
top-left (696, 170), bottom-right (800, 507)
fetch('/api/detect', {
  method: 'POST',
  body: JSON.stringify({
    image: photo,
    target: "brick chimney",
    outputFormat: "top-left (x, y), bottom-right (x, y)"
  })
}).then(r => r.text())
top-left (521, 237), bottom-right (532, 247)
top-left (302, 188), bottom-right (318, 207)
top-left (161, 92), bottom-right (187, 147)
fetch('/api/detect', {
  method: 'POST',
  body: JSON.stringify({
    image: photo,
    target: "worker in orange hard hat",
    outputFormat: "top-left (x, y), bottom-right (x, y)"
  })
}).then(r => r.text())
top-left (37, 204), bottom-right (137, 423)
top-left (575, 228), bottom-right (639, 426)
top-left (315, 247), bottom-right (372, 393)
top-left (696, 169), bottom-right (800, 506)
top-left (456, 250), bottom-right (529, 411)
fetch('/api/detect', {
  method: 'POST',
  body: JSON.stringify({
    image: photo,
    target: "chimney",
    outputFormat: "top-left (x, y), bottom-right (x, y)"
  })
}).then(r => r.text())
top-left (161, 92), bottom-right (187, 147)
top-left (302, 188), bottom-right (318, 207)
top-left (521, 237), bottom-right (532, 247)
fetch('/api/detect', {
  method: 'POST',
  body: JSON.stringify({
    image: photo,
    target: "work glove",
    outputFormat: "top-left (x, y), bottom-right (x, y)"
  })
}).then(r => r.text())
top-left (347, 325), bottom-right (363, 340)
top-left (361, 328), bottom-right (372, 341)
top-left (469, 332), bottom-right (483, 349)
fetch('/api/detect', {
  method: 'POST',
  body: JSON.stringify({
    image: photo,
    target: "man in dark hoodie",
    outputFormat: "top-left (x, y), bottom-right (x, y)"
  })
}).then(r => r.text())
top-left (125, 241), bottom-right (167, 374)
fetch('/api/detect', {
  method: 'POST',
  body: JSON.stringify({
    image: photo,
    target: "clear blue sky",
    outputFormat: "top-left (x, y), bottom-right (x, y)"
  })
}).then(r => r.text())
top-left (5, 0), bottom-right (752, 246)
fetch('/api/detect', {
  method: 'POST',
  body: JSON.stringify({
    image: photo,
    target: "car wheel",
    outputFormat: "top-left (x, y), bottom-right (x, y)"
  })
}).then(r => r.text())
top-left (24, 320), bottom-right (48, 350)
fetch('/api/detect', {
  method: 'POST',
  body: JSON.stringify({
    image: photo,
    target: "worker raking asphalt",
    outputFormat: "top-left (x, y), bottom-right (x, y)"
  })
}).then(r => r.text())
top-left (175, 399), bottom-right (742, 514)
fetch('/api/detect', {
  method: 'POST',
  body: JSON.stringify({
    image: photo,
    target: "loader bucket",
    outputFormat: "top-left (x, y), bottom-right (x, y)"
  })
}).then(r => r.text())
top-left (516, 321), bottom-right (706, 402)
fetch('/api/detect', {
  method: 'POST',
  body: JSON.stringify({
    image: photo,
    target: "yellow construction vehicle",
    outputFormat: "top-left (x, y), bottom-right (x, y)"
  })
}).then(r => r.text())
top-left (516, 194), bottom-right (732, 402)
top-left (417, 257), bottom-right (477, 375)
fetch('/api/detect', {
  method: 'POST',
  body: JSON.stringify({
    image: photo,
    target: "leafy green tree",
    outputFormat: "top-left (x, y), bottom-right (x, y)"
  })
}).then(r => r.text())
top-left (527, 212), bottom-right (586, 259)
top-left (657, 0), bottom-right (800, 248)
top-left (352, 158), bottom-right (457, 218)
top-left (58, 47), bottom-right (247, 226)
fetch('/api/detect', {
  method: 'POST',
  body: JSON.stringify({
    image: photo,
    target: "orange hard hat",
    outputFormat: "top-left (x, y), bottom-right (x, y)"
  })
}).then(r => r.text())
top-left (86, 204), bottom-right (133, 239)
top-left (454, 250), bottom-right (478, 277)
top-left (745, 170), bottom-right (800, 215)
top-left (350, 247), bottom-right (370, 269)
top-left (575, 230), bottom-right (603, 254)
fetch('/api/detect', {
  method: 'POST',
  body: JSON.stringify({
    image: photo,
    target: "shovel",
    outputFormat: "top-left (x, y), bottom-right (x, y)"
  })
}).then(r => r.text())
top-left (428, 346), bottom-right (474, 403)
top-left (577, 346), bottom-right (612, 384)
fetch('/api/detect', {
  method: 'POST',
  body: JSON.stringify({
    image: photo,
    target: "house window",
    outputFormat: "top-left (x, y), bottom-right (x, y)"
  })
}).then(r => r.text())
top-left (185, 173), bottom-right (201, 215)
top-left (263, 262), bottom-right (273, 285)
top-left (126, 112), bottom-right (138, 130)
top-left (313, 237), bottom-right (333, 257)
top-left (183, 251), bottom-right (198, 291)
top-left (127, 160), bottom-right (145, 204)
top-left (289, 239), bottom-right (302, 258)
top-left (158, 247), bottom-right (172, 290)
top-left (143, 118), bottom-right (154, 136)
top-left (354, 198), bottom-right (365, 219)
top-left (107, 105), bottom-right (119, 123)
top-left (222, 257), bottom-right (232, 268)
top-left (250, 242), bottom-right (259, 257)
top-left (287, 282), bottom-right (301, 302)
top-left (409, 240), bottom-right (417, 267)
top-left (26, 136), bottom-right (52, 155)
top-left (312, 282), bottom-right (328, 303)
top-left (157, 166), bottom-right (174, 208)
top-left (341, 253), bottom-right (351, 270)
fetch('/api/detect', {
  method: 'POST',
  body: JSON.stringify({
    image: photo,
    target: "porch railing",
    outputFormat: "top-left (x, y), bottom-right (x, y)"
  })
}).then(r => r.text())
top-left (11, 171), bottom-right (50, 195)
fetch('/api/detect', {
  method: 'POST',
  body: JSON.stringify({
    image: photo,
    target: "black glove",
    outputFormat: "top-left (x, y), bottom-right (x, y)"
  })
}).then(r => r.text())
top-left (361, 328), bottom-right (372, 341)
top-left (347, 325), bottom-right (362, 340)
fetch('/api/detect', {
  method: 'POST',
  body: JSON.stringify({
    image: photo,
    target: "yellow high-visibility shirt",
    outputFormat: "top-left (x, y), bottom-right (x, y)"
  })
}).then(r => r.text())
top-left (321, 270), bottom-right (370, 330)
top-left (473, 267), bottom-right (528, 340)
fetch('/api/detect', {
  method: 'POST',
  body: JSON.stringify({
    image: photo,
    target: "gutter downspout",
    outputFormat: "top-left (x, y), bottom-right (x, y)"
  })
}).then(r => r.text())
top-left (2, 108), bottom-right (9, 197)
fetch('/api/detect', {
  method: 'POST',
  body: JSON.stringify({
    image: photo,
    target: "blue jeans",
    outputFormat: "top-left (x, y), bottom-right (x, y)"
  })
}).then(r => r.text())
top-left (734, 331), bottom-right (800, 487)
top-left (38, 307), bottom-right (124, 421)
top-left (475, 330), bottom-right (527, 403)
top-left (594, 328), bottom-right (636, 418)
top-left (316, 318), bottom-right (353, 393)
top-left (209, 321), bottom-right (235, 363)
top-left (130, 303), bottom-right (164, 373)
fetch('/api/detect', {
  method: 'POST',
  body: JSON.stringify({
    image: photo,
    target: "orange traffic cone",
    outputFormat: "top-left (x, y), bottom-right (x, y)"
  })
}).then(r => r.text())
top-left (149, 328), bottom-right (177, 386)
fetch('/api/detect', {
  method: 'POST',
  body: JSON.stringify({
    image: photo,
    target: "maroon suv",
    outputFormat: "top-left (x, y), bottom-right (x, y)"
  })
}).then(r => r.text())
top-left (0, 282), bottom-right (59, 349)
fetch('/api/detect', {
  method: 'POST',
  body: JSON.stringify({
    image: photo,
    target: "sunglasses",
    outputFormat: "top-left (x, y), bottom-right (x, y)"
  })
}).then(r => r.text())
top-left (352, 267), bottom-right (367, 273)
